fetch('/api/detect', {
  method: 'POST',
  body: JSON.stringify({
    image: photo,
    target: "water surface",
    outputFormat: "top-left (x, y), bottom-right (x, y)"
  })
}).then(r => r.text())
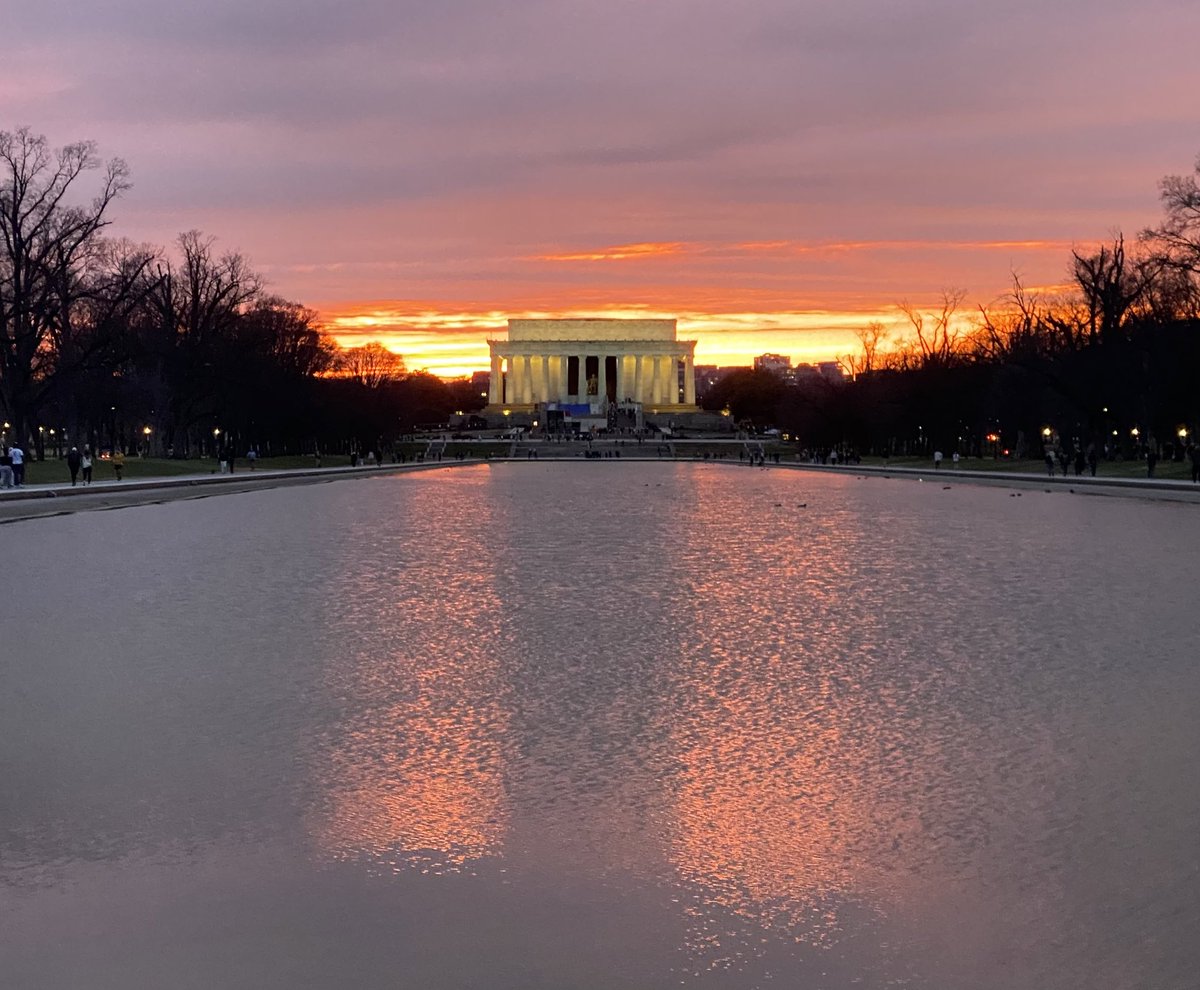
top-left (2, 464), bottom-right (1198, 989)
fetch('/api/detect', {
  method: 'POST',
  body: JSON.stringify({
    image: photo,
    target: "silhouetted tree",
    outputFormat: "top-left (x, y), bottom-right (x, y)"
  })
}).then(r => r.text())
top-left (336, 341), bottom-right (406, 388)
top-left (1, 127), bottom-right (129, 444)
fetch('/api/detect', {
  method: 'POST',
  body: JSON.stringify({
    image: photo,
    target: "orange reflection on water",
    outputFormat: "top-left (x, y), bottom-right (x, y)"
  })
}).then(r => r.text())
top-left (307, 472), bottom-right (512, 873)
top-left (663, 470), bottom-right (904, 953)
top-left (314, 693), bottom-right (508, 872)
top-left (666, 665), bottom-right (875, 947)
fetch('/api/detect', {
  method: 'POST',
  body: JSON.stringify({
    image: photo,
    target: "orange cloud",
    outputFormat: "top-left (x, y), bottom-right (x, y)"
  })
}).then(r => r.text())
top-left (531, 241), bottom-right (689, 262)
top-left (731, 238), bottom-right (1080, 256)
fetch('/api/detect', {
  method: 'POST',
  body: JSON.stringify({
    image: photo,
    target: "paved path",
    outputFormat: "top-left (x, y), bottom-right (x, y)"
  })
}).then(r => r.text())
top-left (0, 462), bottom-right (455, 523)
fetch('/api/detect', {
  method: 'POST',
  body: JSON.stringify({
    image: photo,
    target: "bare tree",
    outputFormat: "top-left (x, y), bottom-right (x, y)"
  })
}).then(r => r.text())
top-left (0, 127), bottom-right (129, 442)
top-left (971, 273), bottom-right (1092, 361)
top-left (1141, 154), bottom-right (1200, 276)
top-left (897, 290), bottom-right (967, 369)
top-left (337, 341), bottom-right (406, 388)
top-left (241, 297), bottom-right (337, 380)
top-left (142, 231), bottom-right (262, 449)
top-left (839, 321), bottom-right (890, 378)
top-left (1070, 233), bottom-right (1151, 343)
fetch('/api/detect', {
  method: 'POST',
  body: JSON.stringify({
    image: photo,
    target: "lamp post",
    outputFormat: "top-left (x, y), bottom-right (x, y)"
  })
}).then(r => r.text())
top-left (142, 425), bottom-right (152, 458)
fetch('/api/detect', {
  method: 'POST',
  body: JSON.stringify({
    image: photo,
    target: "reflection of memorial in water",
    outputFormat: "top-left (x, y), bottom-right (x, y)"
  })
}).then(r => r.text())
top-left (307, 474), bottom-right (514, 872)
top-left (658, 470), bottom-right (918, 959)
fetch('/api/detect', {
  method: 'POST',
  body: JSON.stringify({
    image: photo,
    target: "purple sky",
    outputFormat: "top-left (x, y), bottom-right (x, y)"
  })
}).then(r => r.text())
top-left (6, 0), bottom-right (1198, 373)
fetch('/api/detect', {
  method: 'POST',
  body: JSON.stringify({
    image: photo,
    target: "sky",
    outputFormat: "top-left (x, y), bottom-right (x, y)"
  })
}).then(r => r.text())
top-left (6, 0), bottom-right (1198, 377)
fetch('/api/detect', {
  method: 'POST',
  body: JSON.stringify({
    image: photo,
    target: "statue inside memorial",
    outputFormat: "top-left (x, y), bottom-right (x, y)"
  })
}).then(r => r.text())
top-left (586, 373), bottom-right (598, 395)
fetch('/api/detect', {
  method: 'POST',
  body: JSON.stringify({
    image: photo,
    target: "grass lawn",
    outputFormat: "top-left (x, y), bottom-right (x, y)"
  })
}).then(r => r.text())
top-left (18, 443), bottom-right (500, 486)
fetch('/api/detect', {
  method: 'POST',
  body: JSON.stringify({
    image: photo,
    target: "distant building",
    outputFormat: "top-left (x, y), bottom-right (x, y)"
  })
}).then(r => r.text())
top-left (469, 370), bottom-right (491, 400)
top-left (790, 362), bottom-right (847, 388)
top-left (753, 353), bottom-right (792, 376)
top-left (792, 363), bottom-right (822, 386)
top-left (817, 361), bottom-right (846, 384)
top-left (693, 364), bottom-right (734, 403)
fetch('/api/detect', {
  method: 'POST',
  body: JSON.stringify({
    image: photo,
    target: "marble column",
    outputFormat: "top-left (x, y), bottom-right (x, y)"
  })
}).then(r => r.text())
top-left (489, 354), bottom-right (502, 404)
top-left (683, 353), bottom-right (695, 405)
top-left (597, 351), bottom-right (608, 404)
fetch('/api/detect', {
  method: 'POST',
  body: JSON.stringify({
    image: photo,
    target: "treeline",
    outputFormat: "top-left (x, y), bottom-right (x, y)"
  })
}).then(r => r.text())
top-left (1, 128), bottom-right (481, 460)
top-left (706, 158), bottom-right (1200, 458)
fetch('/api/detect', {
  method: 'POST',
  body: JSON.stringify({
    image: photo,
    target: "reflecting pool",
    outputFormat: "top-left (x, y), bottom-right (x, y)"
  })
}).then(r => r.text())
top-left (2, 463), bottom-right (1198, 989)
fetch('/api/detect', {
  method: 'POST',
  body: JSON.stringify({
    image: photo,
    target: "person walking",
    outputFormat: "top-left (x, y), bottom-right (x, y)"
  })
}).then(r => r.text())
top-left (1189, 442), bottom-right (1200, 484)
top-left (112, 448), bottom-right (125, 481)
top-left (67, 446), bottom-right (82, 486)
top-left (10, 442), bottom-right (25, 486)
top-left (0, 446), bottom-right (13, 489)
top-left (81, 446), bottom-right (94, 485)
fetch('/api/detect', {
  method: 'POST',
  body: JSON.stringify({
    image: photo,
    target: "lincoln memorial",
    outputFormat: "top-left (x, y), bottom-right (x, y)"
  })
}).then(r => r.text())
top-left (486, 318), bottom-right (698, 414)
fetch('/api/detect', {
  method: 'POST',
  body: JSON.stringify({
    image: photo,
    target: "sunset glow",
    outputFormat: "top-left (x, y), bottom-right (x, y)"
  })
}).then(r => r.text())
top-left (312, 236), bottom-right (1108, 378)
top-left (321, 303), bottom-right (890, 378)
top-left (8, 0), bottom-right (1193, 380)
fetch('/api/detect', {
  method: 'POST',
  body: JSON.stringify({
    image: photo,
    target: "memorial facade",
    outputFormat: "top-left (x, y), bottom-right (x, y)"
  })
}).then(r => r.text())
top-left (486, 318), bottom-right (698, 413)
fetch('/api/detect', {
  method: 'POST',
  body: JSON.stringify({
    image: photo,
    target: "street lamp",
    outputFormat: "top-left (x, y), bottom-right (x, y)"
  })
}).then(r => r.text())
top-left (143, 425), bottom-right (152, 457)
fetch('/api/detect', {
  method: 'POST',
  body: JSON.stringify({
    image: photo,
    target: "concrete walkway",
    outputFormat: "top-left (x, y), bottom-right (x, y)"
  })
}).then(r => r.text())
top-left (0, 461), bottom-right (457, 523)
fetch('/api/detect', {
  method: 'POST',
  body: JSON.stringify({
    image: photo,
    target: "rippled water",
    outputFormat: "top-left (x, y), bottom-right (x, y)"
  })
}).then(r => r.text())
top-left (2, 463), bottom-right (1198, 989)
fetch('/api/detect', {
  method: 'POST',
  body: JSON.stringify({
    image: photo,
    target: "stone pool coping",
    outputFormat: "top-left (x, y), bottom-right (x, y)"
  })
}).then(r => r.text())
top-left (3, 455), bottom-right (1197, 524)
top-left (779, 462), bottom-right (1200, 502)
top-left (0, 462), bottom-right (454, 523)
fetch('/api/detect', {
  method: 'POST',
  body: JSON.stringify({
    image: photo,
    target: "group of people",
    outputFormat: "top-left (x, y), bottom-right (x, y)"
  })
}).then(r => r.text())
top-left (65, 446), bottom-right (99, 485)
top-left (0, 443), bottom-right (26, 488)
top-left (1043, 444), bottom-right (1099, 478)
top-left (1, 444), bottom-right (105, 489)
